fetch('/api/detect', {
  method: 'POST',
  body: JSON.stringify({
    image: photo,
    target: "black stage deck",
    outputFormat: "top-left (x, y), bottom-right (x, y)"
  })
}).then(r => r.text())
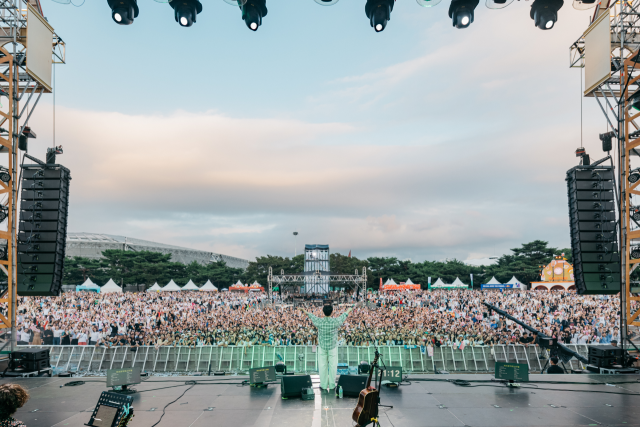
top-left (3, 373), bottom-right (640, 427)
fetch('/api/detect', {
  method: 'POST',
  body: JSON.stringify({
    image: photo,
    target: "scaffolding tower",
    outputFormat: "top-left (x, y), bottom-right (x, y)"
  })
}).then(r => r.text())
top-left (0, 0), bottom-right (65, 352)
top-left (570, 0), bottom-right (640, 344)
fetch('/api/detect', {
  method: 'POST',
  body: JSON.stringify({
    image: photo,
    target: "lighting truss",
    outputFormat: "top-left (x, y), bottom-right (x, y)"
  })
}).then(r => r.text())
top-left (267, 266), bottom-right (368, 299)
top-left (570, 0), bottom-right (640, 341)
top-left (0, 0), bottom-right (65, 352)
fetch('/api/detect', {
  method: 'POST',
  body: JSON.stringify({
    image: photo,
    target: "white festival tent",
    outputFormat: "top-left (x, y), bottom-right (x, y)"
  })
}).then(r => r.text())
top-left (405, 278), bottom-right (414, 285)
top-left (233, 280), bottom-right (244, 287)
top-left (77, 278), bottom-right (101, 293)
top-left (486, 276), bottom-right (501, 285)
top-left (147, 283), bottom-right (161, 292)
top-left (431, 278), bottom-right (446, 288)
top-left (451, 277), bottom-right (468, 288)
top-left (383, 279), bottom-right (390, 286)
top-left (182, 280), bottom-right (200, 291)
top-left (162, 280), bottom-right (182, 291)
top-left (507, 276), bottom-right (526, 290)
top-left (387, 278), bottom-right (397, 285)
top-left (200, 280), bottom-right (218, 291)
top-left (101, 278), bottom-right (123, 293)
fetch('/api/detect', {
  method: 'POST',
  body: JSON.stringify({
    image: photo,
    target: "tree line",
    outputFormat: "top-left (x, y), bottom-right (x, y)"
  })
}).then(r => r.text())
top-left (63, 240), bottom-right (571, 290)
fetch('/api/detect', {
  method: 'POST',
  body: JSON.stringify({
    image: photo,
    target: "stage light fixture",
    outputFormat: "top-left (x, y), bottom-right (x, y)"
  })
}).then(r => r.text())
top-left (530, 0), bottom-right (563, 30)
top-left (275, 361), bottom-right (287, 374)
top-left (365, 0), bottom-right (395, 32)
top-left (240, 0), bottom-right (268, 31)
top-left (417, 0), bottom-right (443, 7)
top-left (170, 0), bottom-right (202, 27)
top-left (632, 247), bottom-right (640, 260)
top-left (314, 0), bottom-right (340, 5)
top-left (448, 0), bottom-right (478, 29)
top-left (629, 91), bottom-right (640, 111)
top-left (0, 168), bottom-right (10, 184)
top-left (107, 0), bottom-right (139, 25)
top-left (633, 208), bottom-right (640, 223)
top-left (629, 168), bottom-right (640, 184)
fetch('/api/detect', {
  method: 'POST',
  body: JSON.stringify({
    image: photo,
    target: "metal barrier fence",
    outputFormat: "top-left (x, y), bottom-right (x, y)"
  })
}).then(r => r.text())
top-left (16, 344), bottom-right (598, 374)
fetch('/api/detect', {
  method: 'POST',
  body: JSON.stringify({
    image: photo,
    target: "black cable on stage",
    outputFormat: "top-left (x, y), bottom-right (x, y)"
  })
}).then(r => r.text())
top-left (60, 381), bottom-right (85, 387)
top-left (150, 382), bottom-right (196, 427)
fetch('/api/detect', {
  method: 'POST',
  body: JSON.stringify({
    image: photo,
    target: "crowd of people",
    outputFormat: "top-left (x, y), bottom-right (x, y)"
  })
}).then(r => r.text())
top-left (12, 288), bottom-right (627, 350)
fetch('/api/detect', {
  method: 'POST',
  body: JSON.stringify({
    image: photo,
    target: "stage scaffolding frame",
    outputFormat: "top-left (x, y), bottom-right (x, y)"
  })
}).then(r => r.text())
top-left (0, 0), bottom-right (65, 352)
top-left (267, 266), bottom-right (368, 299)
top-left (570, 0), bottom-right (640, 345)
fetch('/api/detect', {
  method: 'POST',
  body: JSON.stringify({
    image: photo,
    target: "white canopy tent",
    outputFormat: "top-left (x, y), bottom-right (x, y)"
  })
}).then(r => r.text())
top-left (507, 276), bottom-right (526, 289)
top-left (101, 279), bottom-right (123, 293)
top-left (486, 276), bottom-right (501, 285)
top-left (182, 280), bottom-right (199, 291)
top-left (147, 283), bottom-right (161, 292)
top-left (233, 280), bottom-right (244, 287)
top-left (431, 278), bottom-right (446, 288)
top-left (405, 278), bottom-right (414, 285)
top-left (387, 278), bottom-right (397, 285)
top-left (162, 280), bottom-right (182, 291)
top-left (450, 277), bottom-right (468, 288)
top-left (251, 281), bottom-right (261, 286)
top-left (200, 280), bottom-right (218, 291)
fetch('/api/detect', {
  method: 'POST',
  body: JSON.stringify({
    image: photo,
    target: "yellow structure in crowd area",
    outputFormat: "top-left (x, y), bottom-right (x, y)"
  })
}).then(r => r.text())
top-left (529, 255), bottom-right (576, 292)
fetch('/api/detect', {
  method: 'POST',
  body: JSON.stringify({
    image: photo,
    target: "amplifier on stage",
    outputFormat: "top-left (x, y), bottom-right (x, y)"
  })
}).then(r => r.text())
top-left (12, 348), bottom-right (49, 361)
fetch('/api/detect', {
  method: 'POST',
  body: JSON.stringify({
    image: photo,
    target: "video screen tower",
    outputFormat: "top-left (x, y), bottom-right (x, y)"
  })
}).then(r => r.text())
top-left (304, 244), bottom-right (329, 294)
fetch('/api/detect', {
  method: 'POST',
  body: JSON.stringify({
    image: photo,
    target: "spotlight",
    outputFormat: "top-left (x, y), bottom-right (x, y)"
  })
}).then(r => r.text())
top-left (314, 0), bottom-right (340, 5)
top-left (629, 168), bottom-right (640, 184)
top-left (633, 207), bottom-right (640, 222)
top-left (530, 0), bottom-right (563, 30)
top-left (0, 167), bottom-right (10, 184)
top-left (448, 0), bottom-right (478, 29)
top-left (632, 246), bottom-right (640, 260)
top-left (358, 361), bottom-right (370, 374)
top-left (107, 0), bottom-right (139, 25)
top-left (629, 91), bottom-right (640, 111)
top-left (485, 0), bottom-right (514, 9)
top-left (0, 206), bottom-right (7, 222)
top-left (275, 361), bottom-right (287, 374)
top-left (170, 0), bottom-right (202, 27)
top-left (240, 0), bottom-right (268, 31)
top-left (365, 0), bottom-right (395, 32)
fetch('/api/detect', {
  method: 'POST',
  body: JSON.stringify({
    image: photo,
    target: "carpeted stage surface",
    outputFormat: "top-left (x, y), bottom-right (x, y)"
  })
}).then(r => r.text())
top-left (2, 373), bottom-right (640, 427)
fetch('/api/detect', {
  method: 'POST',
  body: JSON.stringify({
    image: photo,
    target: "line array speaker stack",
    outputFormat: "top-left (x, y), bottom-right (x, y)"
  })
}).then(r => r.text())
top-left (9, 348), bottom-right (50, 372)
top-left (566, 165), bottom-right (620, 294)
top-left (17, 164), bottom-right (71, 296)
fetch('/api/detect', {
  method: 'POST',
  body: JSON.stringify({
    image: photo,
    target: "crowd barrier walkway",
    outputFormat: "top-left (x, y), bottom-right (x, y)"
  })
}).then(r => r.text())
top-left (16, 343), bottom-right (600, 374)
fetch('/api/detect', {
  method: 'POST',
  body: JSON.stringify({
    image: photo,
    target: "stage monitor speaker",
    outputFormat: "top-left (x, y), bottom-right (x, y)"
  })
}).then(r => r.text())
top-left (280, 375), bottom-right (312, 398)
top-left (337, 375), bottom-right (367, 397)
top-left (17, 164), bottom-right (70, 296)
top-left (566, 165), bottom-right (620, 294)
top-left (11, 348), bottom-right (49, 361)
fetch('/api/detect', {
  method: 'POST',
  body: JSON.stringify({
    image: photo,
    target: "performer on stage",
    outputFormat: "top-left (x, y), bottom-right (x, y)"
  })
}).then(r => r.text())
top-left (300, 302), bottom-right (362, 393)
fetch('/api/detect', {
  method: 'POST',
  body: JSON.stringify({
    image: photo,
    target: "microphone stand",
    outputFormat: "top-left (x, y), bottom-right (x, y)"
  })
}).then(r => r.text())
top-left (361, 319), bottom-right (393, 410)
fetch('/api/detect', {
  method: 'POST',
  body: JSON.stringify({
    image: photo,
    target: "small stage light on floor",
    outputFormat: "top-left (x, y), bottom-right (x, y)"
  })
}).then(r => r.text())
top-left (275, 361), bottom-right (287, 374)
top-left (448, 0), bottom-right (478, 28)
top-left (358, 361), bottom-right (370, 374)
top-left (365, 0), bottom-right (395, 32)
top-left (530, 0), bottom-right (563, 30)
top-left (107, 0), bottom-right (139, 25)
top-left (240, 0), bottom-right (268, 31)
top-left (170, 0), bottom-right (202, 27)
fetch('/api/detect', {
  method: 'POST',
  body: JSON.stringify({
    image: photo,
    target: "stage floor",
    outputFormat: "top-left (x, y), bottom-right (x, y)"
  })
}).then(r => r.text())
top-left (3, 373), bottom-right (640, 427)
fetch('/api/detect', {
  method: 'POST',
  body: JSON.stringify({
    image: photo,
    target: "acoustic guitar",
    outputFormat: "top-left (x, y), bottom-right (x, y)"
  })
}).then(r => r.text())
top-left (352, 352), bottom-right (379, 427)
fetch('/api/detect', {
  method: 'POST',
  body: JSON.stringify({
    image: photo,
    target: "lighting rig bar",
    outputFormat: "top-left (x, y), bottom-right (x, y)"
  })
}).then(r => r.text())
top-left (267, 266), bottom-right (368, 298)
top-left (102, 0), bottom-right (590, 32)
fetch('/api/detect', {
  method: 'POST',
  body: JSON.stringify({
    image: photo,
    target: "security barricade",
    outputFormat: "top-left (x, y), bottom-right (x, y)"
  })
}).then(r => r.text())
top-left (19, 343), bottom-right (596, 374)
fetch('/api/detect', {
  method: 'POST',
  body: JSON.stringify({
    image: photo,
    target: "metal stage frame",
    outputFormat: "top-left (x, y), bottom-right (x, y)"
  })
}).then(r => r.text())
top-left (267, 266), bottom-right (367, 298)
top-left (570, 0), bottom-right (640, 343)
top-left (0, 0), bottom-right (64, 352)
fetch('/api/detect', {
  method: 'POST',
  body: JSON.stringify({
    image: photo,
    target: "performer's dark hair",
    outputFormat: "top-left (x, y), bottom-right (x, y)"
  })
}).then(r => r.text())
top-left (323, 305), bottom-right (333, 316)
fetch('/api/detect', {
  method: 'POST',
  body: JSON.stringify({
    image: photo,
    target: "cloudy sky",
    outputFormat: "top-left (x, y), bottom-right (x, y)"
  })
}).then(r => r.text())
top-left (29, 0), bottom-right (605, 262)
